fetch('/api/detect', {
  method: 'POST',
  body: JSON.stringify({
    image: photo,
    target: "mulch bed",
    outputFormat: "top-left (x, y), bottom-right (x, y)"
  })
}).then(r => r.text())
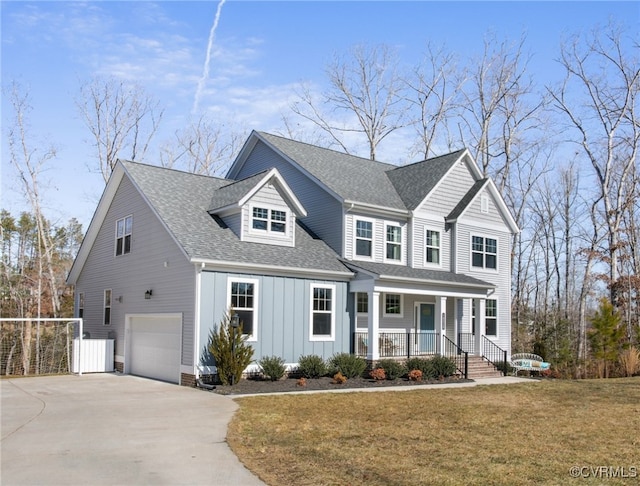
top-left (205, 375), bottom-right (470, 395)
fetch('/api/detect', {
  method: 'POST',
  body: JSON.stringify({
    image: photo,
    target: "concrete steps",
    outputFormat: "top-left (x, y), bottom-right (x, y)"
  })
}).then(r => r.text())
top-left (465, 356), bottom-right (504, 379)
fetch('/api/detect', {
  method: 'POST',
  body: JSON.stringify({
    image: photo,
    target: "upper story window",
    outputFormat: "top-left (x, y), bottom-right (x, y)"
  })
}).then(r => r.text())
top-left (115, 216), bottom-right (132, 256)
top-left (229, 278), bottom-right (259, 340)
top-left (385, 224), bottom-right (402, 262)
top-left (252, 207), bottom-right (287, 234)
top-left (103, 289), bottom-right (111, 326)
top-left (355, 219), bottom-right (373, 258)
top-left (310, 284), bottom-right (335, 341)
top-left (425, 229), bottom-right (441, 265)
top-left (472, 236), bottom-right (497, 270)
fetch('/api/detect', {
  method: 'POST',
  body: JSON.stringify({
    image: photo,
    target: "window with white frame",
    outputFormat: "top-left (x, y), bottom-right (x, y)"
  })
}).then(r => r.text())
top-left (471, 236), bottom-right (497, 269)
top-left (78, 292), bottom-right (85, 319)
top-left (425, 229), bottom-right (441, 265)
top-left (485, 299), bottom-right (497, 336)
top-left (384, 293), bottom-right (402, 317)
top-left (115, 216), bottom-right (132, 256)
top-left (103, 289), bottom-right (111, 326)
top-left (311, 284), bottom-right (335, 340)
top-left (385, 224), bottom-right (402, 261)
top-left (357, 292), bottom-right (368, 313)
top-left (252, 207), bottom-right (287, 234)
top-left (471, 299), bottom-right (498, 336)
top-left (355, 219), bottom-right (373, 258)
top-left (229, 279), bottom-right (258, 338)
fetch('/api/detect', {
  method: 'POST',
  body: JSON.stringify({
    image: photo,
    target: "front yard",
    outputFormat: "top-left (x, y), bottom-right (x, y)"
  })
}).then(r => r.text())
top-left (228, 378), bottom-right (640, 485)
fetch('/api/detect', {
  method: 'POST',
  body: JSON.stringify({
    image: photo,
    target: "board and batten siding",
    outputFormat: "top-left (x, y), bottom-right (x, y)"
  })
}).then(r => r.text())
top-left (75, 175), bottom-right (196, 367)
top-left (234, 140), bottom-right (344, 255)
top-left (198, 271), bottom-right (350, 365)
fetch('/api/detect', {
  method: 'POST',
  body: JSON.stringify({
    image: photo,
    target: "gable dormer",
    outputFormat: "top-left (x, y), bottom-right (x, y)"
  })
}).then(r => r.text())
top-left (209, 168), bottom-right (307, 248)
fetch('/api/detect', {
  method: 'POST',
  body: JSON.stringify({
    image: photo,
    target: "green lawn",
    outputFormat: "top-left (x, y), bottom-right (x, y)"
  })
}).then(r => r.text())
top-left (228, 378), bottom-right (640, 485)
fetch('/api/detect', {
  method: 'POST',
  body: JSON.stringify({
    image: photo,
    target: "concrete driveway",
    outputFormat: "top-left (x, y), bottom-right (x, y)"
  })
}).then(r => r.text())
top-left (1, 373), bottom-right (265, 485)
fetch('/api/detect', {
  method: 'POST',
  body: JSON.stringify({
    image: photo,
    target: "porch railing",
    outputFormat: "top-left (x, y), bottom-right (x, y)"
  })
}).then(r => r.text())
top-left (482, 335), bottom-right (508, 376)
top-left (353, 331), bottom-right (438, 359)
top-left (442, 335), bottom-right (468, 380)
top-left (457, 332), bottom-right (475, 354)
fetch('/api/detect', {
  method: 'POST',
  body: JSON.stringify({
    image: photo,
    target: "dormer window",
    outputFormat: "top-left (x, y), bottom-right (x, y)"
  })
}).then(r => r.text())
top-left (252, 207), bottom-right (287, 234)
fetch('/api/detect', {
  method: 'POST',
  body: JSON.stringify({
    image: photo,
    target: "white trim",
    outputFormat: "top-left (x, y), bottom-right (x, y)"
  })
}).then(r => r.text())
top-left (470, 233), bottom-right (499, 273)
top-left (248, 203), bottom-right (292, 239)
top-left (383, 222), bottom-right (403, 264)
top-left (114, 214), bottom-right (133, 257)
top-left (383, 293), bottom-right (404, 318)
top-left (424, 226), bottom-right (442, 268)
top-left (481, 194), bottom-right (489, 213)
top-left (227, 277), bottom-right (259, 342)
top-left (193, 265), bottom-right (203, 378)
top-left (192, 258), bottom-right (353, 280)
top-left (353, 216), bottom-right (376, 261)
top-left (485, 297), bottom-right (499, 338)
top-left (238, 168), bottom-right (307, 217)
top-left (356, 292), bottom-right (369, 315)
top-left (309, 283), bottom-right (336, 341)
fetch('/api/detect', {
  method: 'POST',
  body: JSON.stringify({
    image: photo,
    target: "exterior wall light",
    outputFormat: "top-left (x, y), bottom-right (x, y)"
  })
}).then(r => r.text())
top-left (145, 289), bottom-right (153, 300)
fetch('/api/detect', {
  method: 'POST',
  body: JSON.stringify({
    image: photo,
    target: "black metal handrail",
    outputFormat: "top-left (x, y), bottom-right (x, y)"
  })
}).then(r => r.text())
top-left (457, 332), bottom-right (475, 354)
top-left (481, 335), bottom-right (508, 376)
top-left (443, 335), bottom-right (468, 380)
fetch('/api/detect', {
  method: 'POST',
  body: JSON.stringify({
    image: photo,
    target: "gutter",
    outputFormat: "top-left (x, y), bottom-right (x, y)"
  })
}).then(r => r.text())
top-left (191, 258), bottom-right (354, 281)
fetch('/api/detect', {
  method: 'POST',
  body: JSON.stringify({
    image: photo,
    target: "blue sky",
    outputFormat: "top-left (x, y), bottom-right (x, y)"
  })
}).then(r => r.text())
top-left (2, 1), bottom-right (638, 229)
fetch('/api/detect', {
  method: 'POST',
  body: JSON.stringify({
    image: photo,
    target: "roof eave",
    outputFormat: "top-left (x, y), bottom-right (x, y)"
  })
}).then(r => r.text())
top-left (191, 258), bottom-right (354, 280)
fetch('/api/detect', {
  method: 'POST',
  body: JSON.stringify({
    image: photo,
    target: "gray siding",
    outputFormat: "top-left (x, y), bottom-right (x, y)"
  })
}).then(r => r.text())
top-left (419, 161), bottom-right (475, 216)
top-left (241, 184), bottom-right (295, 247)
top-left (411, 216), bottom-right (451, 271)
top-left (198, 271), bottom-right (350, 365)
top-left (344, 212), bottom-right (408, 264)
top-left (75, 176), bottom-right (196, 366)
top-left (235, 141), bottom-right (344, 255)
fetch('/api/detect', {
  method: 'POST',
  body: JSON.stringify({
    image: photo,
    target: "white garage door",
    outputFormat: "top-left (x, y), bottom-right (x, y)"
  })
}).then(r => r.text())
top-left (129, 316), bottom-right (181, 384)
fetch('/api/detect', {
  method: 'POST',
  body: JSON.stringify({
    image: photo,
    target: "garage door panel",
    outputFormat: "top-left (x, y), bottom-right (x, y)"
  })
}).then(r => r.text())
top-left (129, 316), bottom-right (181, 384)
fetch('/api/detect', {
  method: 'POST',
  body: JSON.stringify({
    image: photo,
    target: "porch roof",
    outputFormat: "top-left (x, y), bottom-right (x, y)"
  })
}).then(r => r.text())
top-left (341, 260), bottom-right (494, 289)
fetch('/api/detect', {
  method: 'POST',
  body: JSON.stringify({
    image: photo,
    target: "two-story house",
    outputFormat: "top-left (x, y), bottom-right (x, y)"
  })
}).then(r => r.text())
top-left (67, 131), bottom-right (518, 385)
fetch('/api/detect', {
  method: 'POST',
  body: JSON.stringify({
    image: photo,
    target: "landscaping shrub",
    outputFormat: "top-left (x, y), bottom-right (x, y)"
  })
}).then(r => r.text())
top-left (297, 354), bottom-right (327, 379)
top-left (369, 367), bottom-right (386, 380)
top-left (258, 355), bottom-right (287, 381)
top-left (405, 357), bottom-right (432, 378)
top-left (376, 359), bottom-right (407, 380)
top-left (429, 355), bottom-right (457, 378)
top-left (408, 369), bottom-right (423, 381)
top-left (332, 372), bottom-right (347, 384)
top-left (329, 353), bottom-right (367, 379)
top-left (208, 310), bottom-right (254, 385)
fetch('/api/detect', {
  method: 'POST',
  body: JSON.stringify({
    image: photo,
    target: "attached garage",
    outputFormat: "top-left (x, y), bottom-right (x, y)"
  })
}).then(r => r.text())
top-left (126, 314), bottom-right (182, 384)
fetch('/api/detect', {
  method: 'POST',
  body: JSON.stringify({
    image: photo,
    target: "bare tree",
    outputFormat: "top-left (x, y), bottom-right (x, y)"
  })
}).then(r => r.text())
top-left (76, 76), bottom-right (164, 182)
top-left (291, 44), bottom-right (407, 160)
top-left (548, 23), bottom-right (639, 312)
top-left (159, 116), bottom-right (245, 176)
top-left (404, 42), bottom-right (462, 159)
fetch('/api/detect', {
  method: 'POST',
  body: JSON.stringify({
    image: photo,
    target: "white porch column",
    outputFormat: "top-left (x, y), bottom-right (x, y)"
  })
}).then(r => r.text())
top-left (474, 298), bottom-right (486, 356)
top-left (435, 296), bottom-right (447, 354)
top-left (367, 290), bottom-right (380, 361)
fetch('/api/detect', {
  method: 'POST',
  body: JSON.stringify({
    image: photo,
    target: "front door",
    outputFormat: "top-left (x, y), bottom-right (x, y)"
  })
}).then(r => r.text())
top-left (415, 303), bottom-right (436, 354)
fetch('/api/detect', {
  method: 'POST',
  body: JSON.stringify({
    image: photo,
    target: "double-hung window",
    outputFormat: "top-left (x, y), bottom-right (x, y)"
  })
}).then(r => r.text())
top-left (115, 216), bottom-right (132, 256)
top-left (471, 236), bottom-right (497, 270)
top-left (252, 207), bottom-right (287, 234)
top-left (311, 284), bottom-right (335, 340)
top-left (229, 279), bottom-right (258, 339)
top-left (385, 224), bottom-right (402, 262)
top-left (103, 290), bottom-right (111, 326)
top-left (355, 219), bottom-right (373, 258)
top-left (384, 293), bottom-right (403, 317)
top-left (425, 229), bottom-right (440, 265)
top-left (471, 299), bottom-right (498, 336)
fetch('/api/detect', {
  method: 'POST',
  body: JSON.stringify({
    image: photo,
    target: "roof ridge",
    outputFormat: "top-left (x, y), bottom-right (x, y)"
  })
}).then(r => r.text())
top-left (120, 159), bottom-right (229, 182)
top-left (387, 148), bottom-right (467, 172)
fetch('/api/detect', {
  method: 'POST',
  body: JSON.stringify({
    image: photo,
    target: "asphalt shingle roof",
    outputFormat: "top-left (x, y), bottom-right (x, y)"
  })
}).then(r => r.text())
top-left (447, 179), bottom-right (488, 221)
top-left (121, 161), bottom-right (350, 275)
top-left (342, 260), bottom-right (494, 288)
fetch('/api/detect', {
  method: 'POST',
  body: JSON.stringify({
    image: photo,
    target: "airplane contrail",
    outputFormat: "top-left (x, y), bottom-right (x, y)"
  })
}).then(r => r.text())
top-left (192, 0), bottom-right (227, 115)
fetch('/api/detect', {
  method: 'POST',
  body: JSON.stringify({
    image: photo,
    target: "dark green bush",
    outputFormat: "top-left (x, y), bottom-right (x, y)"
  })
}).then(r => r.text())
top-left (428, 355), bottom-right (457, 378)
top-left (297, 354), bottom-right (327, 379)
top-left (376, 359), bottom-right (407, 380)
top-left (405, 357), bottom-right (433, 378)
top-left (329, 353), bottom-right (367, 379)
top-left (258, 355), bottom-right (287, 381)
